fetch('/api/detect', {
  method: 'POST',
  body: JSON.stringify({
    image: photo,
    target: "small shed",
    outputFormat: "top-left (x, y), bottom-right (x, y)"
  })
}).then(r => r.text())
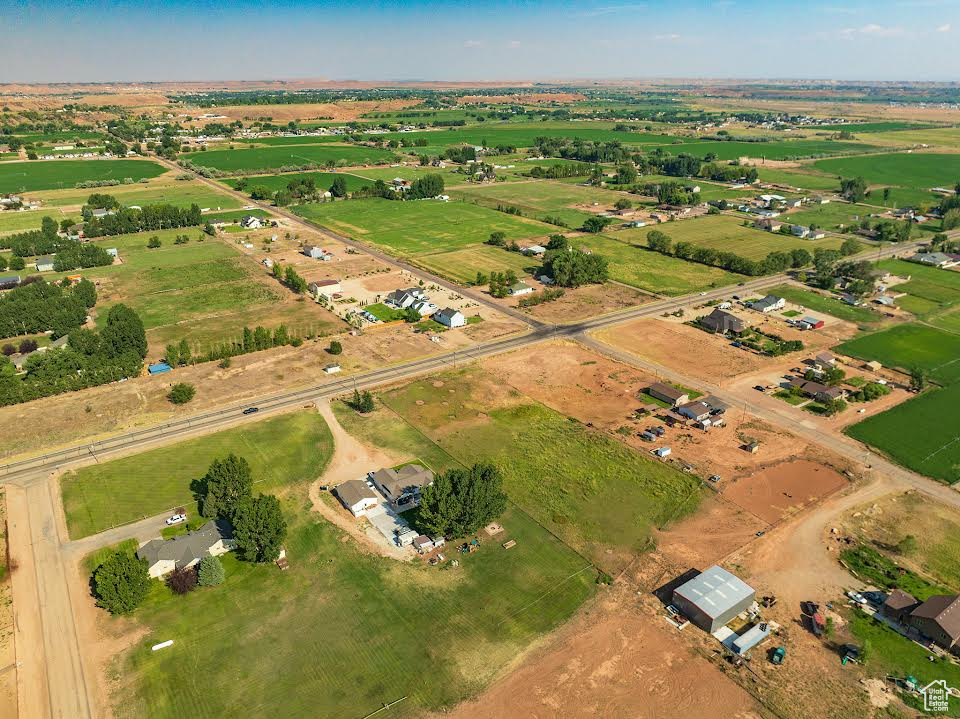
top-left (733, 622), bottom-right (771, 655)
top-left (654, 446), bottom-right (672, 458)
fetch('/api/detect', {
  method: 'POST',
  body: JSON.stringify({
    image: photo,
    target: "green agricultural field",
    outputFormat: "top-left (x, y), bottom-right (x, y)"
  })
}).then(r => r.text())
top-left (0, 159), bottom-right (168, 193)
top-left (0, 209), bottom-right (74, 235)
top-left (876, 259), bottom-right (960, 316)
top-left (116, 503), bottom-right (593, 719)
top-left (647, 139), bottom-right (876, 161)
top-left (371, 123), bottom-right (676, 150)
top-left (222, 171), bottom-right (374, 195)
top-left (451, 179), bottom-right (625, 228)
top-left (754, 168), bottom-right (840, 191)
top-left (181, 145), bottom-right (398, 173)
top-left (769, 285), bottom-right (884, 324)
top-left (856, 127), bottom-right (960, 150)
top-left (236, 135), bottom-right (342, 146)
top-left (294, 197), bottom-right (553, 256)
top-left (415, 244), bottom-right (536, 284)
top-left (619, 214), bottom-right (842, 260)
top-left (61, 412), bottom-right (333, 538)
top-left (836, 324), bottom-right (960, 385)
top-left (576, 231), bottom-right (743, 295)
top-left (814, 153), bottom-right (960, 191)
top-left (377, 368), bottom-right (703, 571)
top-left (781, 202), bottom-right (879, 232)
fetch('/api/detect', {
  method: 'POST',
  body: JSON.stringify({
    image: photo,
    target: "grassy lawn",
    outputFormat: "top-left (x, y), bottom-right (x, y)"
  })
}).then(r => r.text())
top-left (0, 209), bottom-right (71, 235)
top-left (0, 159), bottom-right (168, 193)
top-left (182, 145), bottom-right (398, 173)
top-left (576, 231), bottom-right (744, 295)
top-left (836, 324), bottom-right (960, 385)
top-left (771, 285), bottom-right (884, 324)
top-left (846, 384), bottom-right (960, 484)
top-left (365, 302), bottom-right (407, 322)
top-left (848, 612), bottom-right (960, 717)
top-left (115, 504), bottom-right (594, 719)
top-left (814, 152), bottom-right (960, 191)
top-left (755, 167), bottom-right (841, 191)
top-left (645, 139), bottom-right (877, 161)
top-left (377, 368), bottom-right (703, 572)
top-left (784, 202), bottom-right (878, 232)
top-left (415, 244), bottom-right (539, 284)
top-left (294, 197), bottom-right (553, 257)
top-left (61, 412), bottom-right (334, 539)
top-left (222, 171), bottom-right (374, 195)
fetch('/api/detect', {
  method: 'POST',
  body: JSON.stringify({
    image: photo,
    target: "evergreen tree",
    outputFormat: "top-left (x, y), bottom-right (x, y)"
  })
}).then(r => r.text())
top-left (202, 454), bottom-right (253, 520)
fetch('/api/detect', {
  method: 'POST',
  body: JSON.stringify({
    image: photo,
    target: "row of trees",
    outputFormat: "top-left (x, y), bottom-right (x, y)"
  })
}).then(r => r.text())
top-left (163, 323), bottom-right (304, 368)
top-left (416, 462), bottom-right (508, 539)
top-left (52, 243), bottom-right (114, 271)
top-left (0, 304), bottom-right (148, 407)
top-left (0, 277), bottom-right (95, 338)
top-left (0, 216), bottom-right (63, 256)
top-left (81, 203), bottom-right (203, 238)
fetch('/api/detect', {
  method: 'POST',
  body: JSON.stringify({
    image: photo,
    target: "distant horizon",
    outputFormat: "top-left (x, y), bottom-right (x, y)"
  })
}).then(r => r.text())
top-left (2, 0), bottom-right (958, 84)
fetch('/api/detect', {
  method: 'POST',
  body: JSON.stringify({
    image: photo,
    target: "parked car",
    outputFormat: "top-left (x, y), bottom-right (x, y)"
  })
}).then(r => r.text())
top-left (753, 385), bottom-right (766, 392)
top-left (242, 406), bottom-right (259, 415)
top-left (165, 513), bottom-right (186, 526)
top-left (708, 475), bottom-right (721, 483)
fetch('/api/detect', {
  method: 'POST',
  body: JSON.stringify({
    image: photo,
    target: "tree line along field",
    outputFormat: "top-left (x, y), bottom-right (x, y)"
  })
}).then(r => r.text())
top-left (813, 153), bottom-right (960, 191)
top-left (575, 231), bottom-right (744, 295)
top-left (222, 171), bottom-right (375, 195)
top-left (181, 144), bottom-right (399, 173)
top-left (0, 180), bottom-right (243, 235)
top-left (0, 158), bottom-right (168, 194)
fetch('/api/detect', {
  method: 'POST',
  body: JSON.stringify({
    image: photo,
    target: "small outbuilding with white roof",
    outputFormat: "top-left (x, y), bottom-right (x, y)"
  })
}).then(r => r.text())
top-left (671, 565), bottom-right (756, 633)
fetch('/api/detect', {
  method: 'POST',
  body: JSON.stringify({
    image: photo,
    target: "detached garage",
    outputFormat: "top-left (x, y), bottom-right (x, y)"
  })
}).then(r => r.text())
top-left (671, 565), bottom-right (756, 633)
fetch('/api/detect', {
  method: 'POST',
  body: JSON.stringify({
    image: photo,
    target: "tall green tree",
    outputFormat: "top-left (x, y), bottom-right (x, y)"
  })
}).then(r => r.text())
top-left (202, 453), bottom-right (253, 520)
top-left (233, 494), bottom-right (287, 563)
top-left (93, 551), bottom-right (151, 615)
top-left (416, 462), bottom-right (507, 539)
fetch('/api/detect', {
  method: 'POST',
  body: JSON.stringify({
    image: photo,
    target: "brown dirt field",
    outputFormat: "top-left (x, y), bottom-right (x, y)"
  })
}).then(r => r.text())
top-left (721, 459), bottom-right (848, 524)
top-left (654, 494), bottom-right (764, 571)
top-left (201, 100), bottom-right (419, 123)
top-left (522, 283), bottom-right (652, 323)
top-left (438, 584), bottom-right (763, 719)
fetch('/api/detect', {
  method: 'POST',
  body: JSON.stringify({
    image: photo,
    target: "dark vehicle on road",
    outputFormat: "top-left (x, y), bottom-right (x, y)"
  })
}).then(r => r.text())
top-left (242, 407), bottom-right (260, 415)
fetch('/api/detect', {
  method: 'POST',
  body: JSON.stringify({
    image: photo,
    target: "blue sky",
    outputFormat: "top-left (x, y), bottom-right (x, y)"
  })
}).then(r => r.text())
top-left (2, 0), bottom-right (958, 82)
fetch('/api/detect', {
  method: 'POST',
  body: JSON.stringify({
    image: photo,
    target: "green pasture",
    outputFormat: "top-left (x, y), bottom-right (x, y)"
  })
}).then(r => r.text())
top-left (0, 159), bottom-right (168, 193)
top-left (836, 324), bottom-right (960, 386)
top-left (814, 153), bottom-right (960, 191)
top-left (182, 145), bottom-right (398, 173)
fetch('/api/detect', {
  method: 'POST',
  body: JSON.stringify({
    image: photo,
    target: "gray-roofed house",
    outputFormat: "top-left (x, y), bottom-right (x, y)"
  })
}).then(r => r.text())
top-left (385, 287), bottom-right (424, 309)
top-left (0, 275), bottom-right (20, 291)
top-left (671, 565), bottom-right (756, 633)
top-left (646, 382), bottom-right (689, 408)
top-left (370, 464), bottom-right (434, 509)
top-left (699, 308), bottom-right (746, 335)
top-left (434, 308), bottom-right (466, 328)
top-left (880, 589), bottom-right (921, 623)
top-left (751, 295), bottom-right (786, 313)
top-left (137, 520), bottom-right (235, 579)
top-left (334, 479), bottom-right (380, 517)
top-left (35, 256), bottom-right (55, 272)
top-left (679, 400), bottom-right (713, 422)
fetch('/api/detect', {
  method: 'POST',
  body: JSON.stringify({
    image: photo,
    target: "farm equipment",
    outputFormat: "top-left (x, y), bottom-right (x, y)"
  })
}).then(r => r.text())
top-left (771, 647), bottom-right (786, 665)
top-left (761, 595), bottom-right (778, 608)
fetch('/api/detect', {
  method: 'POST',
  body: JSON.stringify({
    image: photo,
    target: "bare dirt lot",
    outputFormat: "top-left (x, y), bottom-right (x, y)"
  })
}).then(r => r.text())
top-left (522, 282), bottom-right (652, 323)
top-left (438, 584), bottom-right (764, 719)
top-left (722, 459), bottom-right (848, 524)
top-left (199, 99), bottom-right (419, 123)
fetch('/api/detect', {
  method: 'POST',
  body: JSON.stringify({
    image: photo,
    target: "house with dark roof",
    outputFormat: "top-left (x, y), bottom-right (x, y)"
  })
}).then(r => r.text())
top-left (699, 308), bottom-right (746, 335)
top-left (788, 378), bottom-right (845, 402)
top-left (34, 256), bottom-right (55, 272)
top-left (646, 382), bottom-right (689, 408)
top-left (434, 308), bottom-right (466, 328)
top-left (0, 275), bottom-right (21, 291)
top-left (369, 465), bottom-right (434, 509)
top-left (136, 520), bottom-right (235, 579)
top-left (678, 400), bottom-right (712, 422)
top-left (880, 590), bottom-right (960, 651)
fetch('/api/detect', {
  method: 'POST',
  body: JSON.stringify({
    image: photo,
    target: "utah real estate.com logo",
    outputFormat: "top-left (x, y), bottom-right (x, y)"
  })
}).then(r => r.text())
top-left (922, 680), bottom-right (956, 712)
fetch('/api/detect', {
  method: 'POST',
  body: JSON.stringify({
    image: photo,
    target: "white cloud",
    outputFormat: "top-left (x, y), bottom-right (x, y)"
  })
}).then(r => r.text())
top-left (463, 39), bottom-right (483, 49)
top-left (578, 4), bottom-right (647, 17)
top-left (654, 33), bottom-right (682, 41)
top-left (507, 40), bottom-right (522, 49)
top-left (838, 23), bottom-right (907, 37)
top-left (936, 22), bottom-right (952, 31)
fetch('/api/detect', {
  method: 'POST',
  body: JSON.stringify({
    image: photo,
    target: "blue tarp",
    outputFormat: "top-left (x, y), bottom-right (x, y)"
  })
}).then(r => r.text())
top-left (148, 362), bottom-right (172, 374)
